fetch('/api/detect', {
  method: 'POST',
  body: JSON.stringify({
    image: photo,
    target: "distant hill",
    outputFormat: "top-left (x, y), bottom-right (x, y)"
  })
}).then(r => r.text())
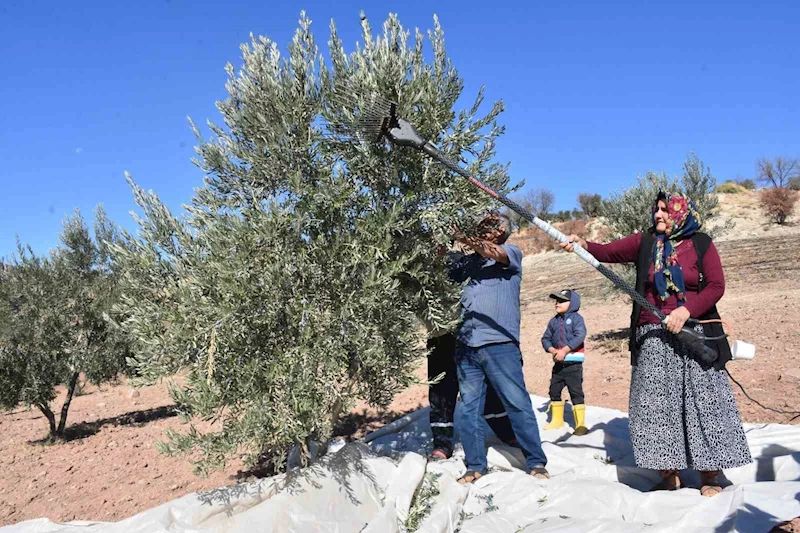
top-left (509, 189), bottom-right (800, 256)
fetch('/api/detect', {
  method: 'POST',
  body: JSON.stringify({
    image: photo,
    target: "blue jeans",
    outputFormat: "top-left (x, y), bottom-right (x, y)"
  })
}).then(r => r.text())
top-left (456, 341), bottom-right (547, 474)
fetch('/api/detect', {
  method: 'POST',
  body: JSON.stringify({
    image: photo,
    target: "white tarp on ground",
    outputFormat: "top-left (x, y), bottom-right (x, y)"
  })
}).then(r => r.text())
top-left (5, 396), bottom-right (800, 533)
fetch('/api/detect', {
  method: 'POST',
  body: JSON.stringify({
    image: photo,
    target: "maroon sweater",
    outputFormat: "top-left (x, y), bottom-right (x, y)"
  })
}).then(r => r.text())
top-left (586, 233), bottom-right (725, 325)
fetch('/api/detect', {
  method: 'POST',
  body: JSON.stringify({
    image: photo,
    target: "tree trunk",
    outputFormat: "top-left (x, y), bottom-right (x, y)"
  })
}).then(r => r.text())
top-left (329, 378), bottom-right (356, 433)
top-left (329, 398), bottom-right (345, 433)
top-left (36, 402), bottom-right (57, 437)
top-left (56, 372), bottom-right (80, 437)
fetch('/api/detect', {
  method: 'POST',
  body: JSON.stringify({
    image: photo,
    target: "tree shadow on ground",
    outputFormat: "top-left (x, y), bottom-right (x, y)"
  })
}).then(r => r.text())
top-left (716, 502), bottom-right (794, 533)
top-left (332, 405), bottom-right (424, 440)
top-left (230, 405), bottom-right (424, 486)
top-left (28, 404), bottom-right (178, 444)
top-left (207, 406), bottom-right (431, 518)
top-left (589, 327), bottom-right (630, 353)
top-left (752, 444), bottom-right (800, 532)
top-left (572, 416), bottom-right (665, 492)
top-left (754, 444), bottom-right (800, 482)
top-left (199, 442), bottom-right (381, 518)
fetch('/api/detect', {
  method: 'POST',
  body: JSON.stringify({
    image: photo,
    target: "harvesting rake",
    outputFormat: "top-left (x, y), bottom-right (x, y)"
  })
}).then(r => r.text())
top-left (325, 91), bottom-right (723, 365)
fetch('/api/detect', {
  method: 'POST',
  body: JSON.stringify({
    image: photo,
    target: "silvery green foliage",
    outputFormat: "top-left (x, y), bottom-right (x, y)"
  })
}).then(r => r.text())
top-left (0, 208), bottom-right (130, 437)
top-left (602, 153), bottom-right (729, 240)
top-left (680, 153), bottom-right (734, 239)
top-left (111, 12), bottom-right (512, 474)
top-left (600, 154), bottom-right (729, 294)
top-left (406, 472), bottom-right (442, 531)
top-left (602, 171), bottom-right (676, 240)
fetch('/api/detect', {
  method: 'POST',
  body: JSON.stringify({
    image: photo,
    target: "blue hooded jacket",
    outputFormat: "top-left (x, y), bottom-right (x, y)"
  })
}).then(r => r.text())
top-left (541, 290), bottom-right (586, 363)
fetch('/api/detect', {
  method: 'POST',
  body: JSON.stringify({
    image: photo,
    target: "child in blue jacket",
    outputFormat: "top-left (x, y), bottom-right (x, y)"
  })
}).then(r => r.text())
top-left (541, 288), bottom-right (588, 435)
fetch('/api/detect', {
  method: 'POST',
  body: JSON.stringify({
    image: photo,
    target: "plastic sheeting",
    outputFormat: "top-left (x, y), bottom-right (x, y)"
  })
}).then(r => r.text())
top-left (4, 396), bottom-right (800, 533)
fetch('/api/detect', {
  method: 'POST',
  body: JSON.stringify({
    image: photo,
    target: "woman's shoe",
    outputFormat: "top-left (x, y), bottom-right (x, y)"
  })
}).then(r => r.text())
top-left (652, 470), bottom-right (681, 491)
top-left (700, 470), bottom-right (723, 497)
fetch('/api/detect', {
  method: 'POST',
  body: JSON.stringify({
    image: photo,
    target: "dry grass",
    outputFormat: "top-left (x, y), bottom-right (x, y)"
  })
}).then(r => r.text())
top-left (716, 181), bottom-right (748, 194)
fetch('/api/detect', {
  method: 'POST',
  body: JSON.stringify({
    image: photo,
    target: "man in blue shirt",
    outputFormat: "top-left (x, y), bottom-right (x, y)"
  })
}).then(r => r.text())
top-left (452, 214), bottom-right (549, 482)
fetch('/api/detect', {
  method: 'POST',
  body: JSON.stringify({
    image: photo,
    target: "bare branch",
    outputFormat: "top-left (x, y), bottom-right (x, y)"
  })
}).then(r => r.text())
top-left (756, 156), bottom-right (800, 188)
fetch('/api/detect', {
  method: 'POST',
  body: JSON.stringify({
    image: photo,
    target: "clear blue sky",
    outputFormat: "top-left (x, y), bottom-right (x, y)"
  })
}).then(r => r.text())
top-left (2, 0), bottom-right (798, 258)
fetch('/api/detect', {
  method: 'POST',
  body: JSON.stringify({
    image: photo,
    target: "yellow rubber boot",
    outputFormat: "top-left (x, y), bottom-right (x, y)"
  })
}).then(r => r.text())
top-left (572, 404), bottom-right (588, 436)
top-left (544, 401), bottom-right (565, 430)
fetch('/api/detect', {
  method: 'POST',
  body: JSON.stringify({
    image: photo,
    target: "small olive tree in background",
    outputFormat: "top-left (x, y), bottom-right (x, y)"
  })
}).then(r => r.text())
top-left (602, 153), bottom-right (730, 239)
top-left (599, 153), bottom-right (730, 291)
top-left (111, 12), bottom-right (513, 475)
top-left (0, 208), bottom-right (131, 439)
top-left (738, 178), bottom-right (757, 190)
top-left (577, 193), bottom-right (603, 217)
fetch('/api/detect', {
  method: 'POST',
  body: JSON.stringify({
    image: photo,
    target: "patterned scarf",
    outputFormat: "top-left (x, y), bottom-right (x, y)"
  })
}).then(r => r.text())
top-left (652, 192), bottom-right (703, 305)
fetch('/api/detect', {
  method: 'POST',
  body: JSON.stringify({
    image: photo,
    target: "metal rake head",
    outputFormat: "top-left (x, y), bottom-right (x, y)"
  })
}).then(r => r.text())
top-left (325, 89), bottom-right (428, 149)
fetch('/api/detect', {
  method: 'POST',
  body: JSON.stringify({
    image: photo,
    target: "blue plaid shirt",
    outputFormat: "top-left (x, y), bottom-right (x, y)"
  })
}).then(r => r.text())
top-left (450, 244), bottom-right (523, 348)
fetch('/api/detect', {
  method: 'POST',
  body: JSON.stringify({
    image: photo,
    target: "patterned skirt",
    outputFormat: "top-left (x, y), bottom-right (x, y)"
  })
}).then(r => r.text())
top-left (629, 323), bottom-right (753, 471)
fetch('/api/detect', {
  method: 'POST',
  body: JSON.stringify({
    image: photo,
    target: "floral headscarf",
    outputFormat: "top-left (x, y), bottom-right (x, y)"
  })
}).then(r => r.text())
top-left (652, 192), bottom-right (703, 305)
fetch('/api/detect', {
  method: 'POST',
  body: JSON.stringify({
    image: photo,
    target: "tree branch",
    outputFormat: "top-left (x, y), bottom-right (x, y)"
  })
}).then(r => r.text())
top-left (36, 402), bottom-right (57, 437)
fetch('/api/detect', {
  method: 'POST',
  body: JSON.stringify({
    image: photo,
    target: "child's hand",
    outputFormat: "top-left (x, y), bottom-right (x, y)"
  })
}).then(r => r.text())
top-left (554, 348), bottom-right (568, 362)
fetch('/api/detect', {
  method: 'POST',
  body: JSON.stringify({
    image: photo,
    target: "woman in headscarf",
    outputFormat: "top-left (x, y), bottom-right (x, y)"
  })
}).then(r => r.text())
top-left (560, 192), bottom-right (752, 496)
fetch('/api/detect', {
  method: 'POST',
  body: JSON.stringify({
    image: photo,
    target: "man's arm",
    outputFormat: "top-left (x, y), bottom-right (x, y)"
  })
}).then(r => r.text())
top-left (458, 236), bottom-right (510, 265)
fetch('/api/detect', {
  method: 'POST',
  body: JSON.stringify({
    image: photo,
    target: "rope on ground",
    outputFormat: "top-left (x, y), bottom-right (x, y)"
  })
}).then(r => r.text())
top-left (726, 368), bottom-right (800, 421)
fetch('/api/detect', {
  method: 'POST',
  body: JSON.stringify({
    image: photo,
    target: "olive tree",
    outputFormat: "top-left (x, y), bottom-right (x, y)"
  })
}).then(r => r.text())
top-left (111, 12), bottom-right (513, 474)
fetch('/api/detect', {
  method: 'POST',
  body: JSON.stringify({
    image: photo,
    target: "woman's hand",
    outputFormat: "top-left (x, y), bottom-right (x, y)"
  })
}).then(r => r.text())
top-left (664, 306), bottom-right (691, 334)
top-left (559, 234), bottom-right (587, 253)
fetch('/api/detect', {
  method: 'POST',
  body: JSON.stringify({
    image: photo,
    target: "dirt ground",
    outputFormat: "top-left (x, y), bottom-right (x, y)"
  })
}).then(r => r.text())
top-left (0, 381), bottom-right (238, 526)
top-left (2, 192), bottom-right (800, 528)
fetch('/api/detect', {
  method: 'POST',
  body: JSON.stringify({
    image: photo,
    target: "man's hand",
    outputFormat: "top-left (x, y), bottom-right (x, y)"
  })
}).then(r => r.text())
top-left (451, 223), bottom-right (464, 239)
top-left (457, 235), bottom-right (509, 265)
top-left (452, 221), bottom-right (511, 265)
top-left (664, 306), bottom-right (691, 334)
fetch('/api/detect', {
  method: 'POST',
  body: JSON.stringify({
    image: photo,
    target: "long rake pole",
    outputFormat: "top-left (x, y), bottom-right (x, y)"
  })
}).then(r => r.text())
top-left (416, 142), bottom-right (719, 364)
top-left (422, 146), bottom-right (612, 291)
top-left (329, 91), bottom-right (718, 363)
